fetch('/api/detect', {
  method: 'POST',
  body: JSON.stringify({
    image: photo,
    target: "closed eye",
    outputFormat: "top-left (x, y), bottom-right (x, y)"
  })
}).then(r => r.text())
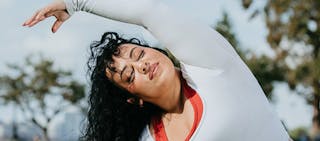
top-left (126, 49), bottom-right (143, 83)
top-left (128, 66), bottom-right (135, 83)
top-left (137, 50), bottom-right (145, 60)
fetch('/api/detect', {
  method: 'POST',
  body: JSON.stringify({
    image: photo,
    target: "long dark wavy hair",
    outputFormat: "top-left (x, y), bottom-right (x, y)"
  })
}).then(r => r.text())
top-left (81, 32), bottom-right (166, 141)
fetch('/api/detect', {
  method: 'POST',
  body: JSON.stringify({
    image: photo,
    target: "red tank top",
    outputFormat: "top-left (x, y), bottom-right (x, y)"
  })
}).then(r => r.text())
top-left (151, 81), bottom-right (203, 141)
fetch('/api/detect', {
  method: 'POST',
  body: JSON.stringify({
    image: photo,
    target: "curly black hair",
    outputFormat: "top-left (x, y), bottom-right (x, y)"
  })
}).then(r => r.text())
top-left (81, 32), bottom-right (166, 141)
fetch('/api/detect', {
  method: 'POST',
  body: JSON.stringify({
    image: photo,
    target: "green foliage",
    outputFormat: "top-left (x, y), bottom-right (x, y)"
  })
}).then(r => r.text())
top-left (214, 12), bottom-right (288, 99)
top-left (0, 55), bottom-right (86, 140)
top-left (289, 126), bottom-right (310, 141)
top-left (242, 0), bottom-right (252, 9)
top-left (242, 0), bottom-right (320, 100)
top-left (214, 12), bottom-right (239, 48)
top-left (242, 0), bottom-right (320, 133)
top-left (242, 0), bottom-right (320, 99)
top-left (246, 55), bottom-right (288, 98)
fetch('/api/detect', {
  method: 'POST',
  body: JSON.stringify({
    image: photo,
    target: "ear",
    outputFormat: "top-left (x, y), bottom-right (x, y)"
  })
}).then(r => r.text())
top-left (105, 68), bottom-right (113, 81)
top-left (127, 84), bottom-right (134, 92)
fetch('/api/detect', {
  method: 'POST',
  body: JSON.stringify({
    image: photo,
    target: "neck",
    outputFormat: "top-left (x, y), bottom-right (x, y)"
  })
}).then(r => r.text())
top-left (154, 69), bottom-right (186, 114)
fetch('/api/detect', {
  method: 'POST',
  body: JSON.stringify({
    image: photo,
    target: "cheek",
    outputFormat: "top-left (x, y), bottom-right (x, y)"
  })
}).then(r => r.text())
top-left (127, 74), bottom-right (148, 93)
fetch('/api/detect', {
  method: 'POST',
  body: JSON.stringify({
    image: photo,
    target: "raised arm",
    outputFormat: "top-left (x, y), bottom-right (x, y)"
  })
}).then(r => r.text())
top-left (25, 0), bottom-right (240, 70)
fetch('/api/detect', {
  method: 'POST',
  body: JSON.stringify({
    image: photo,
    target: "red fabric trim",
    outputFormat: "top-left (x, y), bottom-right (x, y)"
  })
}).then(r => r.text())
top-left (184, 82), bottom-right (203, 141)
top-left (152, 81), bottom-right (203, 141)
top-left (152, 116), bottom-right (168, 141)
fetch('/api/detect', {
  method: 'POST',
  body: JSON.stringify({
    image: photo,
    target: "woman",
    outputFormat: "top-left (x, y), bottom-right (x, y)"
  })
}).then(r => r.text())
top-left (23, 0), bottom-right (291, 141)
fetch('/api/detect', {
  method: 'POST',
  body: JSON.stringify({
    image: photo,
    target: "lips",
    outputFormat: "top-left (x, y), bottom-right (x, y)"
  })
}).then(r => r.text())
top-left (149, 62), bottom-right (159, 80)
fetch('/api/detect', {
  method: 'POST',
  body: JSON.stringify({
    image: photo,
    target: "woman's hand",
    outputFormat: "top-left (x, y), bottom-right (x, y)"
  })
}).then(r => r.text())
top-left (23, 1), bottom-right (70, 33)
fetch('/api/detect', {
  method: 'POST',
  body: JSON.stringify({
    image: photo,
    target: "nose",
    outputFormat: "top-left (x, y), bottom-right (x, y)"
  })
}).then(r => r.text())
top-left (134, 61), bottom-right (150, 74)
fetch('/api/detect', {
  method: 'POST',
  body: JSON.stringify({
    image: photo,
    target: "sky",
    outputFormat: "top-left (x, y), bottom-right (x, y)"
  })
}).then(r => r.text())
top-left (0, 0), bottom-right (313, 138)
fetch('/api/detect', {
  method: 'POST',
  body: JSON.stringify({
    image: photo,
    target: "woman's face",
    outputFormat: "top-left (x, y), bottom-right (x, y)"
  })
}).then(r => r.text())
top-left (105, 44), bottom-right (177, 101)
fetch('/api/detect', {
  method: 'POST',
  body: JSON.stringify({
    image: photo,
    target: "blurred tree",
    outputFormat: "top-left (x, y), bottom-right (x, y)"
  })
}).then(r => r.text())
top-left (0, 55), bottom-right (86, 141)
top-left (214, 12), bottom-right (239, 51)
top-left (289, 126), bottom-right (310, 141)
top-left (242, 0), bottom-right (320, 137)
top-left (214, 12), bottom-right (288, 99)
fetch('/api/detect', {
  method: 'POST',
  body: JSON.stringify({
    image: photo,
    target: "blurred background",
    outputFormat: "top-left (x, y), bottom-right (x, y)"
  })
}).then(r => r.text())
top-left (0, 0), bottom-right (318, 141)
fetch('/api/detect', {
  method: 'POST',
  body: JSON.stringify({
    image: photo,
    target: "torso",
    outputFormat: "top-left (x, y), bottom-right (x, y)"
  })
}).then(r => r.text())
top-left (150, 100), bottom-right (194, 141)
top-left (149, 80), bottom-right (203, 141)
top-left (140, 62), bottom-right (290, 141)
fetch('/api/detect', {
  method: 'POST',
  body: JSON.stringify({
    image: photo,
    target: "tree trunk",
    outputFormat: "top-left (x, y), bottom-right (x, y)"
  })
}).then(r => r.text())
top-left (12, 122), bottom-right (19, 141)
top-left (311, 80), bottom-right (320, 138)
top-left (43, 127), bottom-right (50, 141)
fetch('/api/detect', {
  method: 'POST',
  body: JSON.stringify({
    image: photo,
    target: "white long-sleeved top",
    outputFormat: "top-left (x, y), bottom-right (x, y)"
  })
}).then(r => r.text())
top-left (64, 0), bottom-right (291, 140)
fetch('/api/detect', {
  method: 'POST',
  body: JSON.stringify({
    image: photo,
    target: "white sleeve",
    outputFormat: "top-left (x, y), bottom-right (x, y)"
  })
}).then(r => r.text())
top-left (64, 0), bottom-right (240, 70)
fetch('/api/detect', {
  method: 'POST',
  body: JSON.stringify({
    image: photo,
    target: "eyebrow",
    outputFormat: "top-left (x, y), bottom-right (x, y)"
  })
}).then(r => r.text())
top-left (129, 47), bottom-right (137, 58)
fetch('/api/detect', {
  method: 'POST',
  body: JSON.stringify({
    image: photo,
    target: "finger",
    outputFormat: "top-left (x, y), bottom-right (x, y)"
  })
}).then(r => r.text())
top-left (27, 19), bottom-right (42, 27)
top-left (35, 7), bottom-right (51, 21)
top-left (44, 11), bottom-right (56, 18)
top-left (23, 10), bottom-right (40, 26)
top-left (27, 11), bottom-right (55, 27)
top-left (27, 10), bottom-right (57, 27)
top-left (24, 9), bottom-right (47, 27)
top-left (51, 20), bottom-right (64, 33)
